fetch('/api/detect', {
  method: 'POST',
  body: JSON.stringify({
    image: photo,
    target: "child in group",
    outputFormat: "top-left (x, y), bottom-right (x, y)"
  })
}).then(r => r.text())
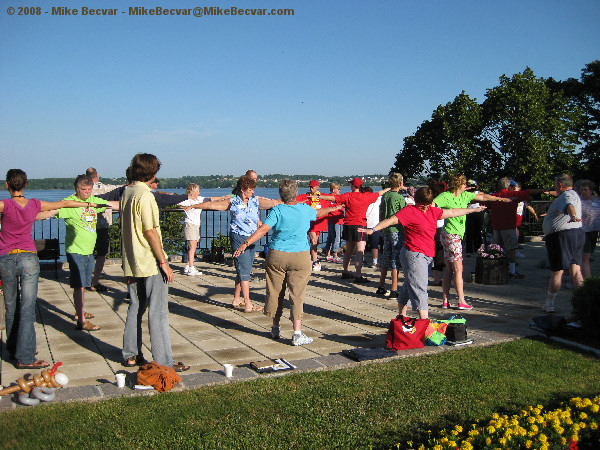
top-left (178, 184), bottom-right (218, 276)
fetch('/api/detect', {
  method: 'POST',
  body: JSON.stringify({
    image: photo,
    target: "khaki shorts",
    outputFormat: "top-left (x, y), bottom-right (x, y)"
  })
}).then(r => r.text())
top-left (184, 222), bottom-right (200, 241)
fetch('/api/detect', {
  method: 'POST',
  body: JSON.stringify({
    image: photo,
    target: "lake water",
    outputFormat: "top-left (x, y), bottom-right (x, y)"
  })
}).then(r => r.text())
top-left (1, 186), bottom-right (349, 255)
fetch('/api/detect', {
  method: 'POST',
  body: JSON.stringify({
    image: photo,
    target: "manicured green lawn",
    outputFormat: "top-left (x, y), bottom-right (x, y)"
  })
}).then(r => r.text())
top-left (0, 337), bottom-right (598, 449)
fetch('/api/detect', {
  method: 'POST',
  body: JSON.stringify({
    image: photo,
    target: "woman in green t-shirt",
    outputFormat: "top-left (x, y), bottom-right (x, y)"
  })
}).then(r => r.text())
top-left (434, 175), bottom-right (508, 310)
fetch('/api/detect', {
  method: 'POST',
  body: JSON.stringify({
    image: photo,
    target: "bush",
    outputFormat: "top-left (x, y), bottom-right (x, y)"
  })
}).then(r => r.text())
top-left (571, 276), bottom-right (600, 338)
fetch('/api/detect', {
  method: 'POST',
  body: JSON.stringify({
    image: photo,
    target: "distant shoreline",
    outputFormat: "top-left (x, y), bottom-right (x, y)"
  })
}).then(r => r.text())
top-left (0, 174), bottom-right (391, 191)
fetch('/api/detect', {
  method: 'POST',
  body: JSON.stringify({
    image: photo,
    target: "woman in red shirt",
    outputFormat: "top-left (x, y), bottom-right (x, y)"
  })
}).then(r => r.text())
top-left (359, 187), bottom-right (486, 319)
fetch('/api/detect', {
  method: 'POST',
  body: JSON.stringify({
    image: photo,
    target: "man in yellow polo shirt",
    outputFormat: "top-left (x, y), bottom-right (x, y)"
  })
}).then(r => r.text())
top-left (120, 153), bottom-right (189, 372)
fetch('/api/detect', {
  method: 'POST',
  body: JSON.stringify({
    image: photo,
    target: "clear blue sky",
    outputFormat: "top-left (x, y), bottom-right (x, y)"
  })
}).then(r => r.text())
top-left (1, 0), bottom-right (599, 179)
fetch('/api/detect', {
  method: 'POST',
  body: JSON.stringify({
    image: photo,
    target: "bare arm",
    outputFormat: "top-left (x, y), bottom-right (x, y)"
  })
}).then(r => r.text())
top-left (377, 188), bottom-right (391, 197)
top-left (441, 206), bottom-right (487, 220)
top-left (142, 227), bottom-right (173, 282)
top-left (357, 215), bottom-right (400, 234)
top-left (566, 204), bottom-right (581, 222)
top-left (526, 204), bottom-right (539, 220)
top-left (475, 193), bottom-right (510, 202)
top-left (232, 223), bottom-right (272, 258)
top-left (258, 198), bottom-right (283, 209)
top-left (36, 210), bottom-right (58, 220)
top-left (316, 204), bottom-right (344, 218)
top-left (39, 199), bottom-right (105, 211)
top-left (186, 199), bottom-right (231, 211)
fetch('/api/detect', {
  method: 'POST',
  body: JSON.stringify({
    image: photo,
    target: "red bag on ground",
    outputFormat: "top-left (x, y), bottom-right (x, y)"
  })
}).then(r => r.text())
top-left (137, 361), bottom-right (182, 392)
top-left (386, 315), bottom-right (430, 350)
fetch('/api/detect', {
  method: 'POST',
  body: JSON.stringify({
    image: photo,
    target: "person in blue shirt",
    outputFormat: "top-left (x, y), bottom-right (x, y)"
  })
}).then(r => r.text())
top-left (233, 179), bottom-right (342, 346)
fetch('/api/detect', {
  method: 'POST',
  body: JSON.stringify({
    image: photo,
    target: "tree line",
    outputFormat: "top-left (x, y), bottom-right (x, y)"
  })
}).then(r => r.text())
top-left (391, 61), bottom-right (600, 192)
top-left (0, 174), bottom-right (387, 190)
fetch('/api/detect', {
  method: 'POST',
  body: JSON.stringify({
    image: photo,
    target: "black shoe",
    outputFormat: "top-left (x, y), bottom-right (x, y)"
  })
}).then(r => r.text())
top-left (509, 272), bottom-right (524, 279)
top-left (388, 290), bottom-right (398, 298)
top-left (376, 286), bottom-right (387, 295)
top-left (341, 272), bottom-right (354, 279)
top-left (353, 276), bottom-right (369, 284)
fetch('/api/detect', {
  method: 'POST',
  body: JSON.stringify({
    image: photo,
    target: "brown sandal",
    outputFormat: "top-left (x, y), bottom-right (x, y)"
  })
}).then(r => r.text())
top-left (76, 321), bottom-right (101, 331)
top-left (74, 312), bottom-right (95, 321)
top-left (244, 303), bottom-right (263, 313)
top-left (16, 360), bottom-right (50, 369)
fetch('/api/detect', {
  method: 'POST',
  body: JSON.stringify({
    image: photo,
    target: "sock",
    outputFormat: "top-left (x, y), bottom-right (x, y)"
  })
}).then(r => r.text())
top-left (546, 291), bottom-right (557, 304)
top-left (293, 331), bottom-right (302, 336)
top-left (373, 258), bottom-right (378, 265)
top-left (509, 262), bottom-right (516, 274)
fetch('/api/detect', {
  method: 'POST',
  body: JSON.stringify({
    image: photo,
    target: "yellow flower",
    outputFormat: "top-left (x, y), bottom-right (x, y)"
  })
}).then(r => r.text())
top-left (499, 438), bottom-right (507, 446)
top-left (591, 404), bottom-right (599, 413)
top-left (561, 437), bottom-right (567, 445)
top-left (485, 437), bottom-right (491, 445)
top-left (487, 426), bottom-right (496, 434)
top-left (525, 440), bottom-right (532, 448)
top-left (454, 425), bottom-right (463, 433)
top-left (539, 434), bottom-right (548, 443)
top-left (448, 440), bottom-right (456, 447)
top-left (432, 446), bottom-right (443, 450)
top-left (590, 422), bottom-right (598, 431)
top-left (580, 412), bottom-right (588, 420)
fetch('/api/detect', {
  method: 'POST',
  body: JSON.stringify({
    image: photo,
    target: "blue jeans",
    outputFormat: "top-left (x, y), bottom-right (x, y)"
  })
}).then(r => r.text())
top-left (324, 222), bottom-right (342, 254)
top-left (122, 273), bottom-right (174, 367)
top-left (231, 231), bottom-right (256, 281)
top-left (0, 252), bottom-right (40, 364)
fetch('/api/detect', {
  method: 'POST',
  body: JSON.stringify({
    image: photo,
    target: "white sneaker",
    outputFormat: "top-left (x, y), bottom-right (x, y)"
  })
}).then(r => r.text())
top-left (292, 332), bottom-right (313, 346)
top-left (187, 266), bottom-right (203, 276)
top-left (542, 302), bottom-right (555, 312)
top-left (516, 251), bottom-right (526, 258)
top-left (183, 265), bottom-right (190, 274)
top-left (312, 262), bottom-right (321, 272)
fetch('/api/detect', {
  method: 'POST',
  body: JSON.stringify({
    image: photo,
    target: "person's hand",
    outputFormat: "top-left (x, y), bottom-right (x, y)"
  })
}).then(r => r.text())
top-left (500, 198), bottom-right (511, 202)
top-left (160, 263), bottom-right (174, 283)
top-left (233, 245), bottom-right (245, 258)
top-left (357, 227), bottom-right (372, 234)
top-left (569, 216), bottom-right (582, 223)
top-left (477, 206), bottom-right (488, 212)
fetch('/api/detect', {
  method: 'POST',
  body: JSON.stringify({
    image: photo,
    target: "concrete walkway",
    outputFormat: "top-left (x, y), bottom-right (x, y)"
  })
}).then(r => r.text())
top-left (1, 240), bottom-right (595, 410)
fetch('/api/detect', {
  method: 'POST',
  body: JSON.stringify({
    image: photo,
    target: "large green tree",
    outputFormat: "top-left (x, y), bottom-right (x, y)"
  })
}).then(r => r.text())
top-left (548, 60), bottom-right (600, 185)
top-left (392, 92), bottom-right (494, 181)
top-left (482, 67), bottom-right (581, 186)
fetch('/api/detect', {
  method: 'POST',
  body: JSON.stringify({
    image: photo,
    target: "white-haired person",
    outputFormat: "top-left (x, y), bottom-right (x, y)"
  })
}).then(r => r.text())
top-left (359, 187), bottom-right (486, 319)
top-left (233, 179), bottom-right (342, 345)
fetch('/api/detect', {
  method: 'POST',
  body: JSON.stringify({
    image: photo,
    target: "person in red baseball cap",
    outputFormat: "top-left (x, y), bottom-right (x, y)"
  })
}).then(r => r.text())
top-left (296, 180), bottom-right (330, 271)
top-left (320, 178), bottom-right (389, 283)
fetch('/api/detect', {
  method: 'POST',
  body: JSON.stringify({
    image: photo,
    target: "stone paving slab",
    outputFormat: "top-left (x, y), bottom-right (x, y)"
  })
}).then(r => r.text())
top-left (0, 240), bottom-right (598, 409)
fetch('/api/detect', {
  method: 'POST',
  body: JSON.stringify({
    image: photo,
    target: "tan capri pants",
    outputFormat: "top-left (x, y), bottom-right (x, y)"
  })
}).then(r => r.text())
top-left (264, 249), bottom-right (312, 321)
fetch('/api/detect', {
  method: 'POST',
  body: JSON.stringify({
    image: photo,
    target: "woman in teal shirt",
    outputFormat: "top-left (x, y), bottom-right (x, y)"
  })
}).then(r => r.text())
top-left (232, 180), bottom-right (341, 346)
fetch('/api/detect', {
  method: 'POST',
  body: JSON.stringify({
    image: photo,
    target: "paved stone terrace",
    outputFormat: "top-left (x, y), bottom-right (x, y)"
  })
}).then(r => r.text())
top-left (1, 240), bottom-right (595, 410)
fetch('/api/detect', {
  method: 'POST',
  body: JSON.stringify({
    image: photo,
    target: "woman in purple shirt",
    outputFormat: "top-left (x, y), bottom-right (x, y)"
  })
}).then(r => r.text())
top-left (0, 169), bottom-right (103, 369)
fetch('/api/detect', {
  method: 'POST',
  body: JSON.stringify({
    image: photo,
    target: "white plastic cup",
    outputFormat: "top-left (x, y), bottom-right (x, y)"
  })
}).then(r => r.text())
top-left (115, 373), bottom-right (126, 388)
top-left (223, 364), bottom-right (234, 378)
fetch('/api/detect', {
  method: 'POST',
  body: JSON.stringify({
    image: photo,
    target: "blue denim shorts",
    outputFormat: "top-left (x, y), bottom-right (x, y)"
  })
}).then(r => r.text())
top-left (231, 232), bottom-right (256, 281)
top-left (66, 253), bottom-right (95, 288)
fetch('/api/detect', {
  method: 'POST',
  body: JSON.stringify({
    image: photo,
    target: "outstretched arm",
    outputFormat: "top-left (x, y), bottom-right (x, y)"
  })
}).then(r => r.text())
top-left (357, 214), bottom-right (400, 235)
top-left (232, 223), bottom-right (272, 258)
top-left (441, 205), bottom-right (487, 220)
top-left (185, 199), bottom-right (231, 211)
top-left (475, 193), bottom-right (510, 202)
top-left (316, 204), bottom-right (344, 218)
top-left (258, 198), bottom-right (283, 209)
top-left (39, 199), bottom-right (104, 212)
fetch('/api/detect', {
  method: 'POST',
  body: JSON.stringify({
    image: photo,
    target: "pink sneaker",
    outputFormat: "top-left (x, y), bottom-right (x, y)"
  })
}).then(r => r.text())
top-left (326, 256), bottom-right (334, 262)
top-left (442, 302), bottom-right (452, 309)
top-left (457, 303), bottom-right (473, 310)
